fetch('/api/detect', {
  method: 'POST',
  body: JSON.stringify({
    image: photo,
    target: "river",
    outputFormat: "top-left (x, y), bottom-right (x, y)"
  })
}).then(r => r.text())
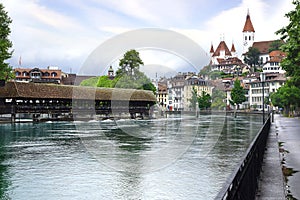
top-left (0, 113), bottom-right (263, 199)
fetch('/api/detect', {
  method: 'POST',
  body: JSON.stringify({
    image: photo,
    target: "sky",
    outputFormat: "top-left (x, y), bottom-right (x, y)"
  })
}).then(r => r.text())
top-left (1, 0), bottom-right (294, 77)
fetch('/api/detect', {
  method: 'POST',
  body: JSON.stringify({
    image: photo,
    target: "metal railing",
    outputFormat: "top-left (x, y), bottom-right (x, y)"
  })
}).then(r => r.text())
top-left (215, 115), bottom-right (271, 200)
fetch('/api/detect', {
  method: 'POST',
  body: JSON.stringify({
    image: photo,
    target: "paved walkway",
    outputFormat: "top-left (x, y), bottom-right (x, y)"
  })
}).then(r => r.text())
top-left (257, 114), bottom-right (300, 199)
top-left (276, 115), bottom-right (300, 199)
top-left (256, 114), bottom-right (285, 200)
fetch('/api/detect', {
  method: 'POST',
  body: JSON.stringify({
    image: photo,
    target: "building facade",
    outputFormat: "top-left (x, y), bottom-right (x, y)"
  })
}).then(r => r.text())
top-left (183, 76), bottom-right (212, 111)
top-left (14, 67), bottom-right (62, 84)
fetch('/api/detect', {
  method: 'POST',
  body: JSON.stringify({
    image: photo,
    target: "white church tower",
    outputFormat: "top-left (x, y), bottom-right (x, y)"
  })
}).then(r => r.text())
top-left (242, 10), bottom-right (255, 54)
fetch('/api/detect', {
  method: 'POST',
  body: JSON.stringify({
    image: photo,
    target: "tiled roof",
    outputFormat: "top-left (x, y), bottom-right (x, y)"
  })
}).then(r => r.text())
top-left (212, 41), bottom-right (232, 57)
top-left (268, 50), bottom-right (286, 62)
top-left (243, 14), bottom-right (255, 32)
top-left (269, 50), bottom-right (286, 58)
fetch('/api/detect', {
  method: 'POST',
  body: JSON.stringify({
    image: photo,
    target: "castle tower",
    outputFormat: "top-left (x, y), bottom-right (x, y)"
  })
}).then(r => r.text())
top-left (242, 10), bottom-right (255, 54)
top-left (231, 42), bottom-right (237, 57)
top-left (209, 43), bottom-right (214, 57)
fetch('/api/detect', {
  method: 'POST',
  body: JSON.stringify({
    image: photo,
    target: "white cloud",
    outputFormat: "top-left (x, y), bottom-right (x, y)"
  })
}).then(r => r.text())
top-left (0, 0), bottom-right (295, 75)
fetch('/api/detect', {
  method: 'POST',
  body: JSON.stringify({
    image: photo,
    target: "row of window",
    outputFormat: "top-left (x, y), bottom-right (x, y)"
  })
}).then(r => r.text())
top-left (263, 67), bottom-right (281, 71)
top-left (270, 62), bottom-right (279, 66)
top-left (251, 89), bottom-right (269, 94)
top-left (15, 71), bottom-right (58, 77)
top-left (245, 35), bottom-right (254, 41)
top-left (252, 97), bottom-right (264, 103)
top-left (251, 82), bottom-right (270, 88)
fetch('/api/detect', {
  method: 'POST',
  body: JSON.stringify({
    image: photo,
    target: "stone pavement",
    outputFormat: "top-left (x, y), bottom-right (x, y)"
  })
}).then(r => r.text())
top-left (257, 114), bottom-right (300, 199)
top-left (276, 115), bottom-right (300, 199)
top-left (256, 114), bottom-right (285, 200)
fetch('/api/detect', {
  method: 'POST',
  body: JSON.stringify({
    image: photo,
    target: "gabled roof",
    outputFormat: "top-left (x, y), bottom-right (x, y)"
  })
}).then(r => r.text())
top-left (212, 41), bottom-right (232, 57)
top-left (243, 13), bottom-right (255, 32)
top-left (252, 40), bottom-right (276, 54)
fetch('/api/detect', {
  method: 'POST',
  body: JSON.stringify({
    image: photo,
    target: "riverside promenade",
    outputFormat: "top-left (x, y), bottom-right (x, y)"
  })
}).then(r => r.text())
top-left (257, 114), bottom-right (300, 199)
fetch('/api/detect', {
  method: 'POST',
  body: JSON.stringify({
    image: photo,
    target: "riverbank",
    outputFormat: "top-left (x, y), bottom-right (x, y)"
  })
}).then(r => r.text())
top-left (257, 114), bottom-right (300, 199)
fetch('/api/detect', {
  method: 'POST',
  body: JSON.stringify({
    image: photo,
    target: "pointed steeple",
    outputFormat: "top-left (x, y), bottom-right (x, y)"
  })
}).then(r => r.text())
top-left (243, 10), bottom-right (255, 32)
top-left (231, 43), bottom-right (236, 52)
top-left (210, 43), bottom-right (214, 53)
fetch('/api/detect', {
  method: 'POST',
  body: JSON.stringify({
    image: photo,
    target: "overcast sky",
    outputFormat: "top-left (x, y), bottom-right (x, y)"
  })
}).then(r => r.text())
top-left (1, 0), bottom-right (293, 76)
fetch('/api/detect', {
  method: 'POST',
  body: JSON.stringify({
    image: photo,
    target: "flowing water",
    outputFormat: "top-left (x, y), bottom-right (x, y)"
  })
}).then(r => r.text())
top-left (0, 113), bottom-right (263, 199)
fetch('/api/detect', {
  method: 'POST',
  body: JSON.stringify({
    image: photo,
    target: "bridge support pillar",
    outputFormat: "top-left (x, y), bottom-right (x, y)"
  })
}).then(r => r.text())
top-left (11, 113), bottom-right (16, 123)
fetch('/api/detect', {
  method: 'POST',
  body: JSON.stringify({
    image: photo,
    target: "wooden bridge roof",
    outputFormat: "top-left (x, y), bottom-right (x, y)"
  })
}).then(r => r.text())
top-left (0, 82), bottom-right (156, 102)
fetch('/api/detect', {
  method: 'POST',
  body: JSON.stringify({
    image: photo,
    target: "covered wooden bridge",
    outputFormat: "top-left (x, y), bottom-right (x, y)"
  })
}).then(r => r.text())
top-left (0, 82), bottom-right (157, 121)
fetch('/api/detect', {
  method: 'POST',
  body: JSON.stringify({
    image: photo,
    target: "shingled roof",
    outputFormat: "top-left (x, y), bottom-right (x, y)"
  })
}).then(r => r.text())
top-left (0, 82), bottom-right (156, 102)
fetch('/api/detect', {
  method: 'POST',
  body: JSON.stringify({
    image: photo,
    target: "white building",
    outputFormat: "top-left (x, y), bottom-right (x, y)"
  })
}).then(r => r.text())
top-left (248, 73), bottom-right (286, 110)
top-left (262, 50), bottom-right (286, 74)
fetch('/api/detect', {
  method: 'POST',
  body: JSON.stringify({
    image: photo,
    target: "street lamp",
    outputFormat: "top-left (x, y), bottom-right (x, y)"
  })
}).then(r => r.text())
top-left (260, 72), bottom-right (266, 123)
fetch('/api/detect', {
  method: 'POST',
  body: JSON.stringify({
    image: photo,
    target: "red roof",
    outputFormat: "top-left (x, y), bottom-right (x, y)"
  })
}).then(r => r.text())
top-left (269, 50), bottom-right (286, 62)
top-left (243, 14), bottom-right (255, 32)
top-left (212, 41), bottom-right (232, 57)
top-left (252, 40), bottom-right (277, 54)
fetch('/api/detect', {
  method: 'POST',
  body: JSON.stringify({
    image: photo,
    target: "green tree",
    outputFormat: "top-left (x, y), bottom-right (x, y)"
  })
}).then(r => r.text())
top-left (198, 91), bottom-right (212, 110)
top-left (230, 79), bottom-right (246, 109)
top-left (189, 87), bottom-right (199, 109)
top-left (199, 65), bottom-right (211, 77)
top-left (270, 82), bottom-right (300, 116)
top-left (80, 76), bottom-right (99, 87)
top-left (276, 0), bottom-right (300, 87)
top-left (188, 88), bottom-right (212, 110)
top-left (96, 75), bottom-right (114, 87)
top-left (114, 70), bottom-right (155, 92)
top-left (268, 40), bottom-right (284, 52)
top-left (118, 49), bottom-right (144, 78)
top-left (114, 49), bottom-right (156, 93)
top-left (211, 89), bottom-right (226, 110)
top-left (0, 3), bottom-right (13, 81)
top-left (243, 47), bottom-right (260, 72)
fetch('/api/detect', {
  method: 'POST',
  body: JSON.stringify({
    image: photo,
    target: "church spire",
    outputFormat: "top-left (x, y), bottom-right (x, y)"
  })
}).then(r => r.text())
top-left (243, 10), bottom-right (255, 32)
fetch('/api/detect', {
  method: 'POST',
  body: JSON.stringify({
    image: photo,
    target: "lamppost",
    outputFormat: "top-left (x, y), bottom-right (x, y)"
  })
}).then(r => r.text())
top-left (260, 72), bottom-right (266, 123)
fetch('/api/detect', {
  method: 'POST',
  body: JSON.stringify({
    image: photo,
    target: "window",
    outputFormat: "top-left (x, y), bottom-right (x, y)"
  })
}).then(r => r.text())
top-left (245, 36), bottom-right (247, 40)
top-left (249, 36), bottom-right (251, 40)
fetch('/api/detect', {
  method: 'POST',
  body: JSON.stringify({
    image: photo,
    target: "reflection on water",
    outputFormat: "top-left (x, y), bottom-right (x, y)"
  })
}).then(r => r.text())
top-left (0, 114), bottom-right (262, 199)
